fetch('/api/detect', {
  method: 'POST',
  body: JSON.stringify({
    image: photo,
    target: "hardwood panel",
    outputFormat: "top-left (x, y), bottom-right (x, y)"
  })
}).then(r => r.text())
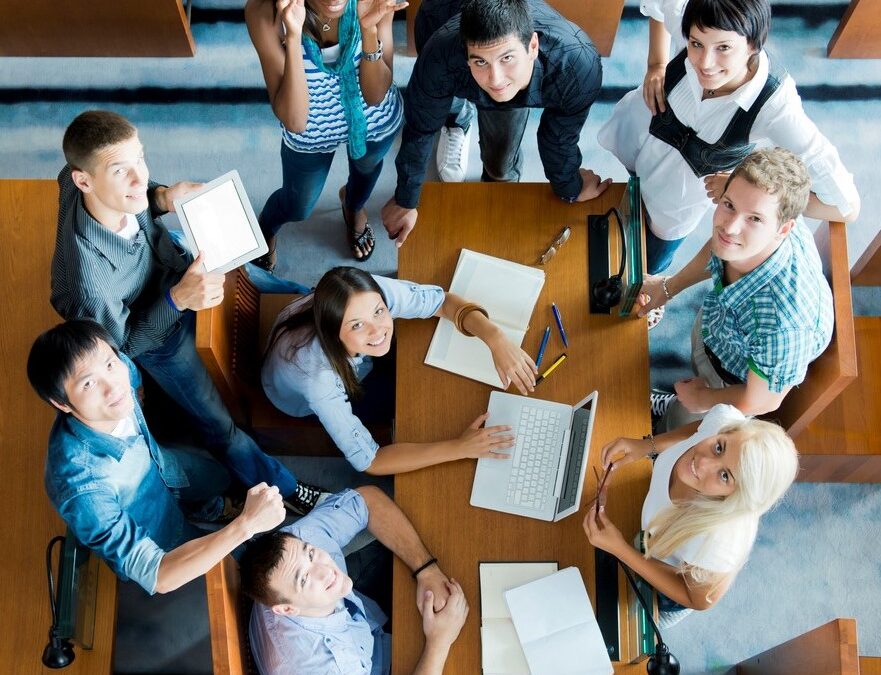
top-left (736, 618), bottom-right (859, 675)
top-left (827, 0), bottom-right (881, 59)
top-left (392, 183), bottom-right (652, 673)
top-left (851, 229), bottom-right (881, 286)
top-left (406, 0), bottom-right (626, 57)
top-left (0, 179), bottom-right (116, 674)
top-left (206, 557), bottom-right (249, 675)
top-left (861, 657), bottom-right (881, 675)
top-left (0, 0), bottom-right (195, 57)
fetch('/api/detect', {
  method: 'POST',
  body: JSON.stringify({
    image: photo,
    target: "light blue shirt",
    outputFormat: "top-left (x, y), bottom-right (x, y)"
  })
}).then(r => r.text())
top-left (44, 354), bottom-right (201, 593)
top-left (261, 275), bottom-right (444, 470)
top-left (701, 221), bottom-right (834, 393)
top-left (249, 490), bottom-right (390, 675)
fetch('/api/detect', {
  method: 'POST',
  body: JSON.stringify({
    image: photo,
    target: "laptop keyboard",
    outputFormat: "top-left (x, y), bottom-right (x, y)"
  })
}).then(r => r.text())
top-left (506, 406), bottom-right (561, 510)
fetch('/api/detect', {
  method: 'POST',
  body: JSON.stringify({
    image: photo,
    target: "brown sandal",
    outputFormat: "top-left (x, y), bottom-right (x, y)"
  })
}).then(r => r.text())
top-left (339, 187), bottom-right (375, 262)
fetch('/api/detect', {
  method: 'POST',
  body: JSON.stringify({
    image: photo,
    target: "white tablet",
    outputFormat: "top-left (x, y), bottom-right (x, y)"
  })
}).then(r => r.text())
top-left (173, 170), bottom-right (268, 274)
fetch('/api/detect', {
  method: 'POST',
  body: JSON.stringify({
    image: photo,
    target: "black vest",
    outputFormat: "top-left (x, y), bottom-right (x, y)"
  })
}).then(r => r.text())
top-left (648, 49), bottom-right (785, 177)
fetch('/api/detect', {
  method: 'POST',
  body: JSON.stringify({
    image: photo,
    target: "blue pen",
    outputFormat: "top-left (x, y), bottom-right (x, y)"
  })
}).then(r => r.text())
top-left (536, 326), bottom-right (551, 367)
top-left (551, 303), bottom-right (569, 348)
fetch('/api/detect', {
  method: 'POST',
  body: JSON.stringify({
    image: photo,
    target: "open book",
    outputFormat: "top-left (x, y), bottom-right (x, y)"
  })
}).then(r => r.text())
top-left (505, 567), bottom-right (613, 675)
top-left (480, 562), bottom-right (559, 675)
top-left (425, 249), bottom-right (545, 387)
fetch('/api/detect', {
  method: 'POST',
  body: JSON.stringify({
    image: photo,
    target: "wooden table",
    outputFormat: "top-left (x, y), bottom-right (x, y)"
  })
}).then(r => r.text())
top-left (393, 182), bottom-right (652, 673)
top-left (0, 180), bottom-right (117, 674)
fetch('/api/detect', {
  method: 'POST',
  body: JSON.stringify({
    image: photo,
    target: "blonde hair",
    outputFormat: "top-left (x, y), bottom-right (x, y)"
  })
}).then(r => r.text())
top-left (725, 147), bottom-right (812, 225)
top-left (644, 418), bottom-right (798, 591)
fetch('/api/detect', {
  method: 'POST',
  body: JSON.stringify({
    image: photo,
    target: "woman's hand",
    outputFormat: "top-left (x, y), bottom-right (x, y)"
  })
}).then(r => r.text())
top-left (635, 274), bottom-right (669, 318)
top-left (277, 0), bottom-right (306, 37)
top-left (487, 332), bottom-right (537, 395)
top-left (454, 413), bottom-right (514, 460)
top-left (600, 436), bottom-right (654, 472)
top-left (582, 504), bottom-right (627, 556)
top-left (358, 0), bottom-right (406, 33)
top-left (643, 64), bottom-right (667, 115)
top-left (704, 172), bottom-right (730, 204)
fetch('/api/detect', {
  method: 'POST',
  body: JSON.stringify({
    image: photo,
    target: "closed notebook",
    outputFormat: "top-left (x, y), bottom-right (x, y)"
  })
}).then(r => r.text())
top-left (424, 249), bottom-right (545, 387)
top-left (505, 567), bottom-right (613, 675)
top-left (479, 562), bottom-right (559, 675)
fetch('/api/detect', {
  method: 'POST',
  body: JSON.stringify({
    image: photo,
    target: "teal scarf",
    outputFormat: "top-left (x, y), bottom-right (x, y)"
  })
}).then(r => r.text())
top-left (302, 0), bottom-right (368, 159)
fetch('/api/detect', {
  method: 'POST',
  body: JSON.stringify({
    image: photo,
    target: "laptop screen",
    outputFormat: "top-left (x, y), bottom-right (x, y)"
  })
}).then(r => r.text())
top-left (556, 396), bottom-right (596, 514)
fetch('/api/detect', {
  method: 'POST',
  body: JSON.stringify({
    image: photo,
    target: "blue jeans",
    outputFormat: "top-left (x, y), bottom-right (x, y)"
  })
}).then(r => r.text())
top-left (166, 446), bottom-right (231, 523)
top-left (645, 224), bottom-right (687, 275)
top-left (259, 133), bottom-right (399, 239)
top-left (448, 99), bottom-right (529, 183)
top-left (135, 312), bottom-right (298, 496)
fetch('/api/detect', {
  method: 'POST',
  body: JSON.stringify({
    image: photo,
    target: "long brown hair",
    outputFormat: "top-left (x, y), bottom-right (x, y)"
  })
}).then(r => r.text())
top-left (266, 267), bottom-right (387, 400)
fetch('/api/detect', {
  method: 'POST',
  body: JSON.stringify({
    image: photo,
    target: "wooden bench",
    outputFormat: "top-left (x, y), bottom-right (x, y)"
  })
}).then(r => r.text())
top-left (760, 222), bottom-right (858, 465)
top-left (206, 556), bottom-right (254, 675)
top-left (195, 267), bottom-right (391, 456)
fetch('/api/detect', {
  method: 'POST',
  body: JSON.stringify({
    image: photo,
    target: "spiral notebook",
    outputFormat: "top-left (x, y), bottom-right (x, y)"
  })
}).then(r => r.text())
top-left (424, 249), bottom-right (545, 388)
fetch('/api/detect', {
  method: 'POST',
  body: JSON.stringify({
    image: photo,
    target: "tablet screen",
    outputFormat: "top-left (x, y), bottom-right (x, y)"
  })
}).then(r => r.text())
top-left (179, 179), bottom-right (260, 272)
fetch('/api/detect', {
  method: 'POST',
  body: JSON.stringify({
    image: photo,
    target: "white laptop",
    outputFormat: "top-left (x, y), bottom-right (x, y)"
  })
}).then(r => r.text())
top-left (470, 390), bottom-right (598, 522)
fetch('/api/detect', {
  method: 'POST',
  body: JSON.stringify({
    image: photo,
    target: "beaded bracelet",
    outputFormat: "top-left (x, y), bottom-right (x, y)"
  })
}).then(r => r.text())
top-left (412, 557), bottom-right (438, 579)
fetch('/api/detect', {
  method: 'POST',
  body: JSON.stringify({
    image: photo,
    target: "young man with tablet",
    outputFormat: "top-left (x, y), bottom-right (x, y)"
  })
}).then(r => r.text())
top-left (51, 110), bottom-right (323, 515)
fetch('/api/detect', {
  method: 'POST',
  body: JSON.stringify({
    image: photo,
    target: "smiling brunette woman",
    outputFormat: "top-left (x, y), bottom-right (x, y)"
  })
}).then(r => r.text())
top-left (583, 405), bottom-right (797, 627)
top-left (262, 267), bottom-right (538, 474)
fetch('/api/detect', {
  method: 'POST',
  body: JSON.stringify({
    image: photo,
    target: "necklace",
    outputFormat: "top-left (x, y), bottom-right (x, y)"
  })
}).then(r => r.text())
top-left (319, 15), bottom-right (332, 31)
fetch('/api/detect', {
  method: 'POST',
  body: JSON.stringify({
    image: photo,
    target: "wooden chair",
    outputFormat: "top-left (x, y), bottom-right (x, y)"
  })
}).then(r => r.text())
top-left (762, 221), bottom-right (858, 450)
top-left (195, 267), bottom-right (391, 455)
top-left (793, 226), bottom-right (881, 482)
top-left (206, 556), bottom-right (254, 675)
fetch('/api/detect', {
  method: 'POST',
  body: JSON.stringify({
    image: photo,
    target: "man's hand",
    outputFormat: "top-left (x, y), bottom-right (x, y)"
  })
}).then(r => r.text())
top-left (486, 332), bottom-right (537, 395)
top-left (674, 377), bottom-right (713, 413)
top-left (636, 274), bottom-right (670, 318)
top-left (643, 64), bottom-right (667, 115)
top-left (704, 172), bottom-right (730, 204)
top-left (236, 482), bottom-right (286, 539)
top-left (420, 579), bottom-right (469, 648)
top-left (380, 197), bottom-right (418, 248)
top-left (155, 181), bottom-right (203, 213)
top-left (169, 252), bottom-right (226, 311)
top-left (574, 168), bottom-right (613, 203)
top-left (415, 563), bottom-right (451, 612)
top-left (582, 504), bottom-right (626, 556)
top-left (454, 413), bottom-right (514, 460)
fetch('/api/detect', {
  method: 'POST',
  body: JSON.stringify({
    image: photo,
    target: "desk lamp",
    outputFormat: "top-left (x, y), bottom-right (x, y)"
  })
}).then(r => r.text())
top-left (619, 561), bottom-right (680, 675)
top-left (42, 535), bottom-right (75, 669)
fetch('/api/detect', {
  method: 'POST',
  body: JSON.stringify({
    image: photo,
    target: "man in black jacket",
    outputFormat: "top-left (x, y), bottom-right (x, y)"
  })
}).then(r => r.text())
top-left (381, 0), bottom-right (607, 246)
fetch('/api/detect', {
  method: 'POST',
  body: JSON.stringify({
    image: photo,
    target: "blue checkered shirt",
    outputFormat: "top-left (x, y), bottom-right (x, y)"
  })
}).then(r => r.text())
top-left (701, 222), bottom-right (834, 393)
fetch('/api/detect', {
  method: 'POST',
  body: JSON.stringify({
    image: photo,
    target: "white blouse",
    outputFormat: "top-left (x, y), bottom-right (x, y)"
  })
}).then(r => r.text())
top-left (642, 404), bottom-right (757, 573)
top-left (599, 46), bottom-right (859, 241)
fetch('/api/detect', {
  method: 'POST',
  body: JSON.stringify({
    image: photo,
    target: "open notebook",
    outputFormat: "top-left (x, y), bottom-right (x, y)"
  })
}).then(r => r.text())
top-left (480, 562), bottom-right (559, 675)
top-left (424, 249), bottom-right (545, 387)
top-left (505, 567), bottom-right (613, 675)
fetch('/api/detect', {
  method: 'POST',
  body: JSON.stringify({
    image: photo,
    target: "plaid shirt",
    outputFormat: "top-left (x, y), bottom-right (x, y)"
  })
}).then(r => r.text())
top-left (701, 222), bottom-right (834, 393)
top-left (394, 0), bottom-right (602, 208)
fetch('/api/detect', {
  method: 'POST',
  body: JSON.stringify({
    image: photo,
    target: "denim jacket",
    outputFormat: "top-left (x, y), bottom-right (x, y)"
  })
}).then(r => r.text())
top-left (44, 354), bottom-right (197, 593)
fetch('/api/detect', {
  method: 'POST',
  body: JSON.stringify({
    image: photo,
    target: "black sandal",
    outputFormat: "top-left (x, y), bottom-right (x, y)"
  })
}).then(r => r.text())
top-left (340, 187), bottom-right (375, 262)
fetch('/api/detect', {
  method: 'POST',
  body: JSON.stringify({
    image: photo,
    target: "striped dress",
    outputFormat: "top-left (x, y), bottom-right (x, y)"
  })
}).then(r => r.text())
top-left (281, 40), bottom-right (403, 154)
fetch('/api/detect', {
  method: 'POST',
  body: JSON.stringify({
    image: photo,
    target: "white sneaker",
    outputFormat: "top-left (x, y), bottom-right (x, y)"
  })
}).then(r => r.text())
top-left (436, 125), bottom-right (471, 182)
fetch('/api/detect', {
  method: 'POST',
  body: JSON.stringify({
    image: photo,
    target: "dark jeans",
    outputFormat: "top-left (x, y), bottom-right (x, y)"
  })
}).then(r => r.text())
top-left (260, 133), bottom-right (398, 239)
top-left (448, 98), bottom-right (530, 183)
top-left (347, 540), bottom-right (393, 626)
top-left (645, 224), bottom-right (687, 275)
top-left (135, 312), bottom-right (299, 496)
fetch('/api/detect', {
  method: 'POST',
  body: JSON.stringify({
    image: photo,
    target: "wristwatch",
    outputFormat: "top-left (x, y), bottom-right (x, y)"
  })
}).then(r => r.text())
top-left (362, 39), bottom-right (383, 62)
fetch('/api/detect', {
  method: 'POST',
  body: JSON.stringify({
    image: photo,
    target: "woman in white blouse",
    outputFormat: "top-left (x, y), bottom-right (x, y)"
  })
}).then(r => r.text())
top-left (598, 0), bottom-right (860, 279)
top-left (584, 405), bottom-right (797, 625)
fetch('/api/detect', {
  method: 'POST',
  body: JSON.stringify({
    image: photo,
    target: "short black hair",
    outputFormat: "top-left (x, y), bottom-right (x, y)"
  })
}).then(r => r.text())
top-left (62, 110), bottom-right (137, 172)
top-left (681, 0), bottom-right (771, 52)
top-left (27, 319), bottom-right (119, 408)
top-left (460, 0), bottom-right (534, 50)
top-left (239, 531), bottom-right (297, 607)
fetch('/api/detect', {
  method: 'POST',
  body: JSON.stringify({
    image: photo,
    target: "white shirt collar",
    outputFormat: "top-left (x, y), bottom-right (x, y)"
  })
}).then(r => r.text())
top-left (685, 50), bottom-right (770, 111)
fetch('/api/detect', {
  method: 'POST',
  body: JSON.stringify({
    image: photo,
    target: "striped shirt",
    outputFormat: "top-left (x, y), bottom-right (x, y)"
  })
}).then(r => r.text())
top-left (701, 222), bottom-right (834, 393)
top-left (281, 41), bottom-right (403, 154)
top-left (50, 167), bottom-right (190, 357)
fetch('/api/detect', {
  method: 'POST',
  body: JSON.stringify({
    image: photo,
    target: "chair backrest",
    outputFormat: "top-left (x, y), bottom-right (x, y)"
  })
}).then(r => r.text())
top-left (736, 618), bottom-right (859, 674)
top-left (206, 556), bottom-right (253, 675)
top-left (195, 267), bottom-right (261, 422)
top-left (851, 225), bottom-right (881, 286)
top-left (766, 221), bottom-right (858, 438)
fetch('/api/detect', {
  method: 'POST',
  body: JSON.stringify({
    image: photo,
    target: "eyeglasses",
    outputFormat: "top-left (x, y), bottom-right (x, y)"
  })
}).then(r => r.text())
top-left (593, 464), bottom-right (612, 515)
top-left (538, 227), bottom-right (571, 265)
